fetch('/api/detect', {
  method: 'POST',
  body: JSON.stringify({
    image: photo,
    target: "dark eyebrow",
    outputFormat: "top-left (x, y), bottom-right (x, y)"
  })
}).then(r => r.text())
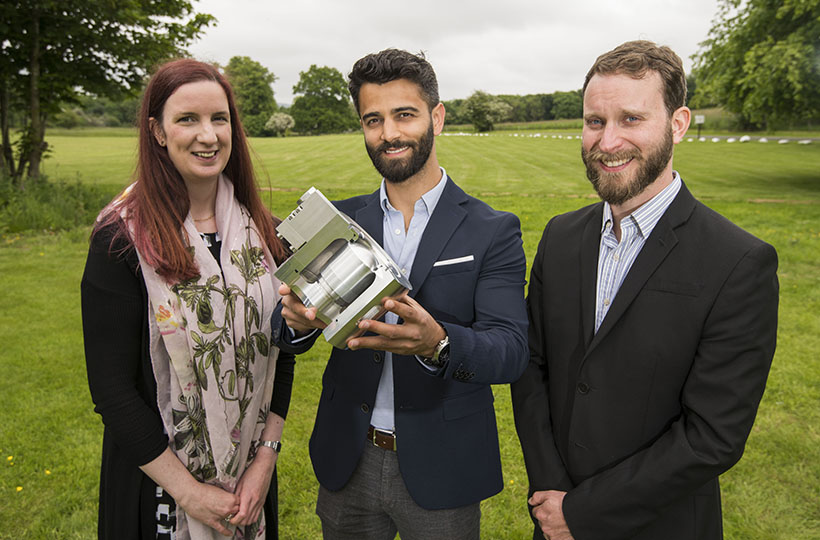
top-left (393, 106), bottom-right (420, 114)
top-left (361, 106), bottom-right (421, 121)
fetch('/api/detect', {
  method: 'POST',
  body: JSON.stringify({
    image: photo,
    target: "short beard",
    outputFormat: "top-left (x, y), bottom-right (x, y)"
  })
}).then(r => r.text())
top-left (582, 126), bottom-right (673, 206)
top-left (365, 123), bottom-right (434, 183)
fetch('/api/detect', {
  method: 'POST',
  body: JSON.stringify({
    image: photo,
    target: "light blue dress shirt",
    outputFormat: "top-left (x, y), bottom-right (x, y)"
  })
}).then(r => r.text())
top-left (595, 173), bottom-right (682, 332)
top-left (370, 167), bottom-right (449, 431)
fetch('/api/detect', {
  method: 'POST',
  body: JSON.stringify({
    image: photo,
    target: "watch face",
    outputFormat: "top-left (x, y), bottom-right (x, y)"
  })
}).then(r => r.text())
top-left (439, 344), bottom-right (450, 362)
top-left (424, 355), bottom-right (444, 368)
top-left (425, 342), bottom-right (449, 368)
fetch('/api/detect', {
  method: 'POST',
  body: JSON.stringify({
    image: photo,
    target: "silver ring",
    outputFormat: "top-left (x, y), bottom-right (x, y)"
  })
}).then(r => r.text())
top-left (224, 513), bottom-right (234, 523)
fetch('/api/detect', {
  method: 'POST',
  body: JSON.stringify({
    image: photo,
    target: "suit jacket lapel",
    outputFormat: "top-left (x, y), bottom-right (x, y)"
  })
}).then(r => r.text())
top-left (353, 191), bottom-right (384, 246)
top-left (408, 177), bottom-right (468, 295)
top-left (585, 183), bottom-right (697, 355)
top-left (580, 205), bottom-right (603, 348)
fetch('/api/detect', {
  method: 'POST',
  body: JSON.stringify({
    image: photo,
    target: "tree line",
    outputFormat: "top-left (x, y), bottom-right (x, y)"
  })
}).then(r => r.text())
top-left (50, 74), bottom-right (583, 135)
top-left (443, 90), bottom-right (583, 131)
top-left (2, 0), bottom-right (818, 184)
top-left (49, 58), bottom-right (359, 139)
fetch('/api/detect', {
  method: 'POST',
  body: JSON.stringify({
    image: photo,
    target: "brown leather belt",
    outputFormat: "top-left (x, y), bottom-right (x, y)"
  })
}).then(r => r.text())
top-left (367, 425), bottom-right (397, 451)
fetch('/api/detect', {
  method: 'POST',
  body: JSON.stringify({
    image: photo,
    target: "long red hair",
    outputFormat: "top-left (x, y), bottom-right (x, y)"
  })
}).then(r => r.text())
top-left (97, 58), bottom-right (287, 281)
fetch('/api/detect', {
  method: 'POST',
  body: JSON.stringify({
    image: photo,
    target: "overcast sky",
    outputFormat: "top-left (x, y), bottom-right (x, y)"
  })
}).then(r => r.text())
top-left (188, 0), bottom-right (719, 106)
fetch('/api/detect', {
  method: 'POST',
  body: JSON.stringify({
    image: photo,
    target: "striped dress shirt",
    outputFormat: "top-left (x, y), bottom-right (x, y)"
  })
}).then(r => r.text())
top-left (595, 173), bottom-right (682, 332)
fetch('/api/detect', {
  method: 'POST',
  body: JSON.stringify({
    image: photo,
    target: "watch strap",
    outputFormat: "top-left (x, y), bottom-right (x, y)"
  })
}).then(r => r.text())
top-left (259, 440), bottom-right (281, 453)
top-left (422, 334), bottom-right (449, 368)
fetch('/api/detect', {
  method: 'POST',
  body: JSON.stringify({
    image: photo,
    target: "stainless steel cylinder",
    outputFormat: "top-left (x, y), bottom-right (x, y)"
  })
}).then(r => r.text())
top-left (319, 241), bottom-right (377, 305)
top-left (297, 240), bottom-right (377, 322)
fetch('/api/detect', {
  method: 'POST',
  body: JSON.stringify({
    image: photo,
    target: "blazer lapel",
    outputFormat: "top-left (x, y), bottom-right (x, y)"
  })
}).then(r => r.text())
top-left (585, 183), bottom-right (697, 355)
top-left (353, 191), bottom-right (385, 246)
top-left (580, 205), bottom-right (603, 349)
top-left (408, 177), bottom-right (468, 295)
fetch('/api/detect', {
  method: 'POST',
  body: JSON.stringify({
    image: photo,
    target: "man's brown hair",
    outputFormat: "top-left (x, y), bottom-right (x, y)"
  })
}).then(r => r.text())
top-left (583, 40), bottom-right (687, 116)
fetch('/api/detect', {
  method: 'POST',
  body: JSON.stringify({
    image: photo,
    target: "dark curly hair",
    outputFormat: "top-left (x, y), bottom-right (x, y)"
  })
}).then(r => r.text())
top-left (348, 49), bottom-right (439, 114)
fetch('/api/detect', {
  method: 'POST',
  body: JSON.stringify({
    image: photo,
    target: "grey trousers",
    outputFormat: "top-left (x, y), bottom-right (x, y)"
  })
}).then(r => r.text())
top-left (316, 442), bottom-right (480, 540)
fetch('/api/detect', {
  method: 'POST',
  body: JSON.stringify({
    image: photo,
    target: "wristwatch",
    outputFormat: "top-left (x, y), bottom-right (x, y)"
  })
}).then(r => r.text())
top-left (422, 334), bottom-right (450, 368)
top-left (259, 440), bottom-right (281, 453)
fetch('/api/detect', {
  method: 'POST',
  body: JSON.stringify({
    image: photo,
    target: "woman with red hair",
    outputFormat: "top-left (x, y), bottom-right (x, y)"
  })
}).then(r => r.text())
top-left (82, 58), bottom-right (293, 540)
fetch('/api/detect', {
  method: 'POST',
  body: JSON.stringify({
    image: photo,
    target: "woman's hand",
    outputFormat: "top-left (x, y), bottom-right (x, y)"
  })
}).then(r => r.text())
top-left (140, 448), bottom-right (239, 536)
top-left (176, 481), bottom-right (240, 536)
top-left (230, 446), bottom-right (278, 526)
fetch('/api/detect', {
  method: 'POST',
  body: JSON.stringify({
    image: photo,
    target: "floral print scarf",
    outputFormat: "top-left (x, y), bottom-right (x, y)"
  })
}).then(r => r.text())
top-left (129, 175), bottom-right (280, 539)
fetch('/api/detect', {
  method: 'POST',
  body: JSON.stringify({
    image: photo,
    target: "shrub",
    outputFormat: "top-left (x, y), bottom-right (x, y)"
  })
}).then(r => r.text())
top-left (243, 114), bottom-right (271, 137)
top-left (265, 112), bottom-right (295, 137)
top-left (0, 175), bottom-right (116, 233)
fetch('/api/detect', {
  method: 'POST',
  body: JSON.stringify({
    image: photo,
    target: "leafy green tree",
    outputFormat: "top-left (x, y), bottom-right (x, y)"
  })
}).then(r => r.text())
top-left (551, 91), bottom-right (582, 119)
top-left (224, 56), bottom-right (277, 137)
top-left (52, 95), bottom-right (140, 129)
top-left (63, 95), bottom-right (141, 127)
top-left (464, 91), bottom-right (512, 132)
top-left (685, 74), bottom-right (699, 107)
top-left (289, 65), bottom-right (358, 135)
top-left (540, 94), bottom-right (555, 120)
top-left (441, 98), bottom-right (469, 125)
top-left (521, 94), bottom-right (549, 122)
top-left (51, 106), bottom-right (85, 129)
top-left (0, 0), bottom-right (213, 185)
top-left (496, 94), bottom-right (555, 123)
top-left (265, 112), bottom-right (294, 137)
top-left (692, 0), bottom-right (820, 129)
top-left (496, 95), bottom-right (523, 122)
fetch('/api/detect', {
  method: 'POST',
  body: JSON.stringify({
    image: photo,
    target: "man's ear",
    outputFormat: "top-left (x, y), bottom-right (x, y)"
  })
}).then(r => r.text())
top-left (150, 118), bottom-right (166, 147)
top-left (431, 102), bottom-right (445, 136)
top-left (671, 106), bottom-right (691, 144)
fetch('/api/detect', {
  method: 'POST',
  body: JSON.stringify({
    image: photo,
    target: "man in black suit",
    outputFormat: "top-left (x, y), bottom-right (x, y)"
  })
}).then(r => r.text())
top-left (511, 40), bottom-right (779, 540)
top-left (274, 49), bottom-right (528, 539)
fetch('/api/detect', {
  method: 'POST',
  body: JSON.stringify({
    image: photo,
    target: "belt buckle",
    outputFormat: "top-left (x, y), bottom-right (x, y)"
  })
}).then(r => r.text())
top-left (371, 427), bottom-right (396, 451)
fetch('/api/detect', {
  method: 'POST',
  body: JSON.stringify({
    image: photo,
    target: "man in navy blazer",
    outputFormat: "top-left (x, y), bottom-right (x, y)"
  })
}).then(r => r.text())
top-left (273, 49), bottom-right (528, 539)
top-left (511, 41), bottom-right (779, 540)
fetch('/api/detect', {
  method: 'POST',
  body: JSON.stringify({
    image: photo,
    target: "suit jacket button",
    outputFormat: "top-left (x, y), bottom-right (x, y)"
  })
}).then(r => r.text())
top-left (374, 352), bottom-right (382, 363)
top-left (577, 382), bottom-right (590, 394)
top-left (360, 403), bottom-right (370, 413)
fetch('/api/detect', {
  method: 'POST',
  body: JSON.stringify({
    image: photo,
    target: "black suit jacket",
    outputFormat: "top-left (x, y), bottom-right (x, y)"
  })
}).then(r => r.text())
top-left (511, 183), bottom-right (778, 540)
top-left (274, 177), bottom-right (529, 509)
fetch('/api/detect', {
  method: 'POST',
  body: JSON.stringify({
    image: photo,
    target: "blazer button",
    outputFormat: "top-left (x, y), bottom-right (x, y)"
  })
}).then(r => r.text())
top-left (577, 382), bottom-right (590, 395)
top-left (360, 403), bottom-right (370, 413)
top-left (374, 352), bottom-right (382, 363)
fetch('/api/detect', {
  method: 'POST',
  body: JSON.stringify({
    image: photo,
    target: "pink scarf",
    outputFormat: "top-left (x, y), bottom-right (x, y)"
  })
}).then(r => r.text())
top-left (127, 175), bottom-right (280, 539)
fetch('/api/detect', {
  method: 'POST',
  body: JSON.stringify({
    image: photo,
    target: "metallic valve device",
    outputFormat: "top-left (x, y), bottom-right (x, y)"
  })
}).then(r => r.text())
top-left (274, 187), bottom-right (412, 348)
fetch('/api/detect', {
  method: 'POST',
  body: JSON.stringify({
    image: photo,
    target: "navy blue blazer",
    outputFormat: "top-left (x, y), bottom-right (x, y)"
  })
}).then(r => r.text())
top-left (512, 183), bottom-right (779, 540)
top-left (274, 177), bottom-right (528, 509)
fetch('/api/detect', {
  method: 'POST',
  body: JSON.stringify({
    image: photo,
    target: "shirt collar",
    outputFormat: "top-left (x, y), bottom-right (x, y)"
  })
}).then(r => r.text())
top-left (601, 172), bottom-right (682, 238)
top-left (379, 167), bottom-right (448, 215)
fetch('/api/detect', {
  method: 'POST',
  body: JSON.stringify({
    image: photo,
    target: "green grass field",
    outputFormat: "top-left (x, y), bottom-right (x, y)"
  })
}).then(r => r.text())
top-left (2, 129), bottom-right (819, 539)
